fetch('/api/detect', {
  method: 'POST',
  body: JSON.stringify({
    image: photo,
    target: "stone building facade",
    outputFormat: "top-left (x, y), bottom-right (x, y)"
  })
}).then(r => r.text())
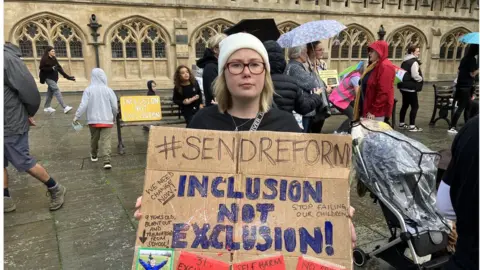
top-left (4, 0), bottom-right (479, 92)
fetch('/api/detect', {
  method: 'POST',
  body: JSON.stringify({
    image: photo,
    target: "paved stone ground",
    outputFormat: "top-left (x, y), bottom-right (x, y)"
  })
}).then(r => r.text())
top-left (4, 84), bottom-right (460, 270)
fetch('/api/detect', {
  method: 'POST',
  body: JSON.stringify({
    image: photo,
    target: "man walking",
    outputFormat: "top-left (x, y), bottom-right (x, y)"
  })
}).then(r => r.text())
top-left (4, 43), bottom-right (66, 212)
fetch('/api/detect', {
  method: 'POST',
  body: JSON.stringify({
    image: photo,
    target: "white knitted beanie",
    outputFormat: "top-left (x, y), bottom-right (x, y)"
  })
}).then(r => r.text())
top-left (217, 33), bottom-right (270, 75)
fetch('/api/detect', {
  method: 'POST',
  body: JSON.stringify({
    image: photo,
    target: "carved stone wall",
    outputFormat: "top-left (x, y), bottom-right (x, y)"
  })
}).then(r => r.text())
top-left (4, 0), bottom-right (478, 91)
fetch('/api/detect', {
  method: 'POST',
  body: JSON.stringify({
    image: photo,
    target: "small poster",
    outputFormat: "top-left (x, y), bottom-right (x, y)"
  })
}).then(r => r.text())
top-left (318, 70), bottom-right (340, 87)
top-left (136, 247), bottom-right (174, 270)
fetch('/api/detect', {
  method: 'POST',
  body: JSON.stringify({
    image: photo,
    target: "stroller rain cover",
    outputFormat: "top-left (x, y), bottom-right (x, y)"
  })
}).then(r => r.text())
top-left (352, 121), bottom-right (449, 233)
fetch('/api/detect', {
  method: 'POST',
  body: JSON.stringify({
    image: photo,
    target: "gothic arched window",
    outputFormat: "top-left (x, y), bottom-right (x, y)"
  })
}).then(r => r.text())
top-left (13, 14), bottom-right (85, 79)
top-left (387, 27), bottom-right (426, 60)
top-left (440, 29), bottom-right (469, 60)
top-left (193, 21), bottom-right (233, 59)
top-left (109, 17), bottom-right (170, 80)
top-left (277, 22), bottom-right (300, 58)
top-left (330, 25), bottom-right (375, 60)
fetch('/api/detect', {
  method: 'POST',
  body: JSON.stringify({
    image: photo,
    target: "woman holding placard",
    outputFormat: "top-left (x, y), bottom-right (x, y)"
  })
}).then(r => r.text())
top-left (134, 33), bottom-right (357, 250)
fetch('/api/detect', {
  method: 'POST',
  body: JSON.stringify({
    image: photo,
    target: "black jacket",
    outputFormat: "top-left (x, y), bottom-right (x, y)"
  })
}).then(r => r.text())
top-left (4, 43), bottom-right (41, 136)
top-left (39, 55), bottom-right (71, 83)
top-left (263, 40), bottom-right (322, 115)
top-left (196, 48), bottom-right (218, 106)
top-left (397, 56), bottom-right (423, 92)
top-left (172, 80), bottom-right (203, 114)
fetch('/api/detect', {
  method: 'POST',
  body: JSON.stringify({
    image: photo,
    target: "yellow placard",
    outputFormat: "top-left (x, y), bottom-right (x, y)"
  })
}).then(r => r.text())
top-left (120, 96), bottom-right (162, 122)
top-left (318, 70), bottom-right (339, 87)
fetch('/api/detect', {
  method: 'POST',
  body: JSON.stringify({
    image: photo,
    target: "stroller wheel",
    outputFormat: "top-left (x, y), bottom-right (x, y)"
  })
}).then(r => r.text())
top-left (353, 248), bottom-right (368, 267)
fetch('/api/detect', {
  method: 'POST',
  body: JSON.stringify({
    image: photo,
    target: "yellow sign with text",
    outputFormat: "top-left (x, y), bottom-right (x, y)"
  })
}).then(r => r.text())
top-left (120, 96), bottom-right (162, 122)
top-left (318, 70), bottom-right (340, 87)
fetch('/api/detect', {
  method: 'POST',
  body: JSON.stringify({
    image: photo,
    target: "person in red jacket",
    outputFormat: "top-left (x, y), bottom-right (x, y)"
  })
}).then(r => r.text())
top-left (360, 40), bottom-right (396, 121)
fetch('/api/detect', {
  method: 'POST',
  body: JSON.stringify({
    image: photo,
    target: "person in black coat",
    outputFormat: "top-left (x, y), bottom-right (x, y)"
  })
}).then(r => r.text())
top-left (172, 65), bottom-right (204, 125)
top-left (196, 34), bottom-right (226, 107)
top-left (39, 46), bottom-right (76, 114)
top-left (263, 40), bottom-right (323, 115)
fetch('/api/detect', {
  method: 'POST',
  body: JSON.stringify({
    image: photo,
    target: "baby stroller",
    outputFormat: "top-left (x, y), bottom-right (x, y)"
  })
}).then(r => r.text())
top-left (350, 120), bottom-right (451, 269)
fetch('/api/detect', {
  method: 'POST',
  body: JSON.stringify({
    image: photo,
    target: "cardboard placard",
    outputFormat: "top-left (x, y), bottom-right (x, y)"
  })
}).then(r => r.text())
top-left (177, 251), bottom-right (230, 270)
top-left (296, 256), bottom-right (346, 270)
top-left (233, 255), bottom-right (286, 270)
top-left (318, 70), bottom-right (339, 87)
top-left (120, 96), bottom-right (162, 122)
top-left (133, 127), bottom-right (352, 270)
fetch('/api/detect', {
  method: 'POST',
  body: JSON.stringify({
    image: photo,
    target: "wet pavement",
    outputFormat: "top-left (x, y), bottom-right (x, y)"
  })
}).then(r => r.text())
top-left (4, 84), bottom-right (459, 269)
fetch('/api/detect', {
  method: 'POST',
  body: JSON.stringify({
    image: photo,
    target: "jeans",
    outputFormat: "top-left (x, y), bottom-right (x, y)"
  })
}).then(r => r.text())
top-left (89, 126), bottom-right (112, 163)
top-left (302, 117), bottom-right (313, 133)
top-left (44, 79), bottom-right (66, 108)
top-left (399, 91), bottom-right (419, 125)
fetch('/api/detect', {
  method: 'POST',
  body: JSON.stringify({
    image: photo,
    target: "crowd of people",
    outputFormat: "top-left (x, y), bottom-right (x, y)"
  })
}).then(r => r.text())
top-left (3, 28), bottom-right (478, 269)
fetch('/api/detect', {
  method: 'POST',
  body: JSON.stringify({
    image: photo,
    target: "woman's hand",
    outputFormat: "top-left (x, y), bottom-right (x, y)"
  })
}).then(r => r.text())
top-left (134, 196), bottom-right (143, 220)
top-left (183, 98), bottom-right (191, 105)
top-left (211, 99), bottom-right (218, 105)
top-left (367, 112), bottom-right (375, 120)
top-left (349, 206), bottom-right (357, 248)
top-left (326, 85), bottom-right (333, 94)
top-left (313, 88), bottom-right (323, 95)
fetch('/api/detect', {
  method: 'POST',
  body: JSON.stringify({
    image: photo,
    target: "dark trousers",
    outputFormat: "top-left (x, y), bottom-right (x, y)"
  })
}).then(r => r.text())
top-left (399, 91), bottom-right (419, 126)
top-left (451, 87), bottom-right (472, 129)
top-left (302, 117), bottom-right (313, 133)
top-left (183, 110), bottom-right (197, 126)
top-left (334, 103), bottom-right (354, 133)
top-left (310, 119), bottom-right (325, 133)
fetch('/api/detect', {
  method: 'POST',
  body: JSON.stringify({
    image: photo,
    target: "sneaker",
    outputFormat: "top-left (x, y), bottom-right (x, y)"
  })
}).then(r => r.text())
top-left (47, 184), bottom-right (66, 211)
top-left (44, 107), bottom-right (56, 113)
top-left (399, 123), bottom-right (407, 129)
top-left (4, 196), bottom-right (16, 213)
top-left (91, 154), bottom-right (98, 162)
top-left (103, 162), bottom-right (112, 170)
top-left (448, 128), bottom-right (458, 134)
top-left (408, 126), bottom-right (423, 132)
top-left (64, 106), bottom-right (73, 114)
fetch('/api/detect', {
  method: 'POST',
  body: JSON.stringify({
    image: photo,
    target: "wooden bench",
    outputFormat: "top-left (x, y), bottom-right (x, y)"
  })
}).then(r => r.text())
top-left (116, 96), bottom-right (185, 155)
top-left (429, 85), bottom-right (454, 126)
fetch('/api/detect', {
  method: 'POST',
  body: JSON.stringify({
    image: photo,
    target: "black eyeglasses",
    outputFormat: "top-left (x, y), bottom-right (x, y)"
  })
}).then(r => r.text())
top-left (225, 62), bottom-right (265, 75)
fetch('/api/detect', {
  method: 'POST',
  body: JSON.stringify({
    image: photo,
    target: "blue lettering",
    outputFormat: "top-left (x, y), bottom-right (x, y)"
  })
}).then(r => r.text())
top-left (187, 175), bottom-right (208, 197)
top-left (288, 180), bottom-right (301, 202)
top-left (274, 227), bottom-right (282, 251)
top-left (172, 223), bottom-right (189, 248)
top-left (242, 204), bottom-right (255, 223)
top-left (227, 176), bottom-right (244, 199)
top-left (284, 228), bottom-right (296, 252)
top-left (211, 177), bottom-right (225, 198)
top-left (256, 226), bottom-right (272, 251)
top-left (242, 225), bottom-right (256, 250)
top-left (303, 181), bottom-right (322, 203)
top-left (325, 221), bottom-right (334, 256)
top-left (263, 178), bottom-right (278, 200)
top-left (299, 227), bottom-right (323, 254)
top-left (177, 175), bottom-right (187, 197)
top-left (191, 223), bottom-right (210, 249)
top-left (226, 225), bottom-right (240, 250)
top-left (246, 177), bottom-right (260, 200)
top-left (210, 224), bottom-right (225, 249)
top-left (279, 180), bottom-right (288, 201)
top-left (256, 203), bottom-right (275, 223)
top-left (217, 203), bottom-right (238, 223)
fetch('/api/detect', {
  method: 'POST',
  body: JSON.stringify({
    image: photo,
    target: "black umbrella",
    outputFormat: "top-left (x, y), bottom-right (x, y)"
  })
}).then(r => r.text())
top-left (224, 19), bottom-right (281, 42)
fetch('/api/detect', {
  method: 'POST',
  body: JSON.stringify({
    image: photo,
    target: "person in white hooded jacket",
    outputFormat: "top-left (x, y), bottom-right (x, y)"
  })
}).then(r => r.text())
top-left (398, 45), bottom-right (423, 132)
top-left (73, 68), bottom-right (118, 169)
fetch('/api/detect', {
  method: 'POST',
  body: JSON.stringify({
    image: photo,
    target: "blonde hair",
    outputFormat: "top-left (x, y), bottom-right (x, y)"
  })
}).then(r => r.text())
top-left (207, 34), bottom-right (227, 49)
top-left (213, 71), bottom-right (274, 113)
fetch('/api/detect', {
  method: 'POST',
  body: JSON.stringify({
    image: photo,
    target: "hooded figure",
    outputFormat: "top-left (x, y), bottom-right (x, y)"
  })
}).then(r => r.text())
top-left (360, 40), bottom-right (395, 120)
top-left (263, 40), bottom-right (323, 115)
top-left (74, 68), bottom-right (118, 169)
top-left (196, 48), bottom-right (218, 106)
top-left (146, 80), bottom-right (156, 96)
top-left (4, 43), bottom-right (41, 137)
